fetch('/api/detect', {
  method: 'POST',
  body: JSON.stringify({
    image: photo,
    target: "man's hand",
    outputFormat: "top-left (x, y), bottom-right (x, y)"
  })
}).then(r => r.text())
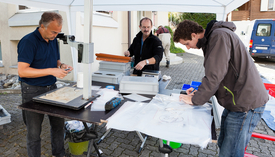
top-left (52, 68), bottom-right (70, 79)
top-left (135, 60), bottom-right (146, 70)
top-left (60, 63), bottom-right (73, 73)
top-left (124, 50), bottom-right (130, 57)
top-left (179, 94), bottom-right (193, 105)
top-left (186, 87), bottom-right (196, 96)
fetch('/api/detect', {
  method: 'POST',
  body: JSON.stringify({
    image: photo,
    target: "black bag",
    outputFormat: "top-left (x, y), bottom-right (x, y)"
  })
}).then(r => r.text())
top-left (65, 123), bottom-right (98, 143)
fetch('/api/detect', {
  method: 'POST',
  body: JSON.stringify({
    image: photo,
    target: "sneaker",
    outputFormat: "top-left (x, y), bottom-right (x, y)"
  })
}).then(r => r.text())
top-left (166, 61), bottom-right (170, 68)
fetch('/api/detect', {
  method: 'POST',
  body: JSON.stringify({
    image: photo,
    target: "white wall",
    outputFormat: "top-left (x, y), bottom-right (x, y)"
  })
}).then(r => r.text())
top-left (155, 11), bottom-right (169, 27)
top-left (75, 11), bottom-right (128, 73)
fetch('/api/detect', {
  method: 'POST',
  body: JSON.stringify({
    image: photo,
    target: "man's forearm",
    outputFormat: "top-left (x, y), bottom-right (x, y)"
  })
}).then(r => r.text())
top-left (18, 66), bottom-right (54, 78)
top-left (146, 57), bottom-right (156, 65)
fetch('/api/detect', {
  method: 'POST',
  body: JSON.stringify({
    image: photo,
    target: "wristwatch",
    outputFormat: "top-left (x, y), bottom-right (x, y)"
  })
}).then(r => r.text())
top-left (146, 59), bottom-right (149, 65)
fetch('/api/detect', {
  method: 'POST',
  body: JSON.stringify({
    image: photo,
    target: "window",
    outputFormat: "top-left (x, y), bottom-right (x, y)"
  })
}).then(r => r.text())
top-left (261, 0), bottom-right (275, 11)
top-left (256, 24), bottom-right (271, 36)
top-left (269, 0), bottom-right (274, 10)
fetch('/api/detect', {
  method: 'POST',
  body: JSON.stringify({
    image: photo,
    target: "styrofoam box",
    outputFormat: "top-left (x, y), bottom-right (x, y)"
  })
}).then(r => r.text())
top-left (99, 61), bottom-right (131, 72)
top-left (92, 71), bottom-right (124, 84)
top-left (0, 105), bottom-right (11, 126)
top-left (119, 76), bottom-right (159, 95)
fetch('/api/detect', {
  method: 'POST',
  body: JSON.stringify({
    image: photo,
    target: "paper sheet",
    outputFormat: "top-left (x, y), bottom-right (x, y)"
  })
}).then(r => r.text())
top-left (123, 93), bottom-right (151, 102)
top-left (92, 86), bottom-right (101, 90)
top-left (107, 94), bottom-right (213, 148)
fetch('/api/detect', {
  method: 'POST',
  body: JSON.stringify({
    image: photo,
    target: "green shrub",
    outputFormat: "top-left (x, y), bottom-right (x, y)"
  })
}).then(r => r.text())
top-left (164, 26), bottom-right (185, 54)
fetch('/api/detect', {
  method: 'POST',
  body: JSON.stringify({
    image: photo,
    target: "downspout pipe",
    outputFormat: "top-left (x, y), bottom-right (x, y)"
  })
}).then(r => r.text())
top-left (128, 11), bottom-right (131, 48)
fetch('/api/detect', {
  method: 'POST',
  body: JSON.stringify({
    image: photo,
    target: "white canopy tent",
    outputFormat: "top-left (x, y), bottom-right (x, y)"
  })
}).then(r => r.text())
top-left (0, 0), bottom-right (249, 99)
top-left (0, 0), bottom-right (249, 21)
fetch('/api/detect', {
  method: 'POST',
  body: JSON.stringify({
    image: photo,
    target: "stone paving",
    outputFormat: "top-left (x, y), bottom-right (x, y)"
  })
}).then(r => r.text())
top-left (0, 50), bottom-right (275, 157)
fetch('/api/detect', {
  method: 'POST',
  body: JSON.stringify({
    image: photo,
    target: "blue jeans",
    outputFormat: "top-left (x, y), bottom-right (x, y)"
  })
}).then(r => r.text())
top-left (21, 82), bottom-right (65, 157)
top-left (218, 104), bottom-right (266, 157)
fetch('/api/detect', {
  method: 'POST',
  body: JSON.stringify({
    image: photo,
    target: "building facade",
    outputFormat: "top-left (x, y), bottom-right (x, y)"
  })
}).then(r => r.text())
top-left (228, 0), bottom-right (275, 21)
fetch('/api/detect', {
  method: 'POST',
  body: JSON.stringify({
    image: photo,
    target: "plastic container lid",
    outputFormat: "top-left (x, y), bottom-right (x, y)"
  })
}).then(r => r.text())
top-left (106, 85), bottom-right (115, 89)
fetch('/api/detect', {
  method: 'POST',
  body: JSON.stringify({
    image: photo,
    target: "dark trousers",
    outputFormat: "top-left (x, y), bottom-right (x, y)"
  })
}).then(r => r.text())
top-left (21, 82), bottom-right (65, 157)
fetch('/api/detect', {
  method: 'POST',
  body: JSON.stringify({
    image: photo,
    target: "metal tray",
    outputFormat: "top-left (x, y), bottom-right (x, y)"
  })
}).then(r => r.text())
top-left (33, 86), bottom-right (99, 110)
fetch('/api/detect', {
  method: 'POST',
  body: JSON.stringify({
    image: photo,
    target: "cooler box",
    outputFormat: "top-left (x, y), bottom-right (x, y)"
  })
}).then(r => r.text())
top-left (119, 76), bottom-right (159, 95)
top-left (92, 71), bottom-right (124, 84)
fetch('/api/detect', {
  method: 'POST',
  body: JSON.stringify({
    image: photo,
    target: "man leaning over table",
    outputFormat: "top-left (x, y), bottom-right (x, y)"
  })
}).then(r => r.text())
top-left (17, 11), bottom-right (73, 157)
top-left (124, 17), bottom-right (163, 76)
top-left (174, 20), bottom-right (268, 157)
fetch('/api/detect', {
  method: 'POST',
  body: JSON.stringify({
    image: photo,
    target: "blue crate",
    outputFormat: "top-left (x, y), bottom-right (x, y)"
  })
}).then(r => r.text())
top-left (182, 84), bottom-right (191, 90)
top-left (190, 81), bottom-right (201, 89)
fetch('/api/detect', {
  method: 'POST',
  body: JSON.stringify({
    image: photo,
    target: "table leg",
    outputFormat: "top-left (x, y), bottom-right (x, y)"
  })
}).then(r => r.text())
top-left (86, 140), bottom-right (93, 157)
top-left (136, 131), bottom-right (148, 153)
top-left (97, 128), bottom-right (112, 144)
top-left (82, 122), bottom-right (102, 157)
top-left (158, 138), bottom-right (172, 157)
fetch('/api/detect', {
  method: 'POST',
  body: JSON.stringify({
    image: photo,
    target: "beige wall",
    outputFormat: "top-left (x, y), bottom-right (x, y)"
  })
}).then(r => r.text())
top-left (0, 2), bottom-right (73, 80)
top-left (0, 3), bottom-right (17, 75)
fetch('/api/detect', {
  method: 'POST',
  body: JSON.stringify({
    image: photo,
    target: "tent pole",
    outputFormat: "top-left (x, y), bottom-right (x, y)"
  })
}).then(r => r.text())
top-left (82, 0), bottom-right (93, 100)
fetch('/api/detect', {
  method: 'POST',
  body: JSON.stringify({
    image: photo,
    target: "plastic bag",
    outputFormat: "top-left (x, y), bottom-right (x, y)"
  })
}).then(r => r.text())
top-left (65, 120), bottom-right (97, 143)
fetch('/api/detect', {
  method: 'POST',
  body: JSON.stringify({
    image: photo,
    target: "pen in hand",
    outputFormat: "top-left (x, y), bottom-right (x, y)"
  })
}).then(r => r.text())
top-left (191, 87), bottom-right (198, 94)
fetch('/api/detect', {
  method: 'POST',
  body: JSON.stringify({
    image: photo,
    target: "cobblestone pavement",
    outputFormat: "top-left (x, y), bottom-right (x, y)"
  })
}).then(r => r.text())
top-left (0, 50), bottom-right (275, 157)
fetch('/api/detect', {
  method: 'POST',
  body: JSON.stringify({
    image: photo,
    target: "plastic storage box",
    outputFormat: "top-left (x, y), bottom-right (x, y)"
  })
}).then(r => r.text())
top-left (99, 61), bottom-right (131, 75)
top-left (119, 76), bottom-right (159, 95)
top-left (0, 105), bottom-right (11, 126)
top-left (92, 71), bottom-right (124, 84)
top-left (190, 81), bottom-right (201, 89)
top-left (182, 84), bottom-right (191, 90)
top-left (182, 81), bottom-right (201, 90)
top-left (264, 83), bottom-right (275, 90)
